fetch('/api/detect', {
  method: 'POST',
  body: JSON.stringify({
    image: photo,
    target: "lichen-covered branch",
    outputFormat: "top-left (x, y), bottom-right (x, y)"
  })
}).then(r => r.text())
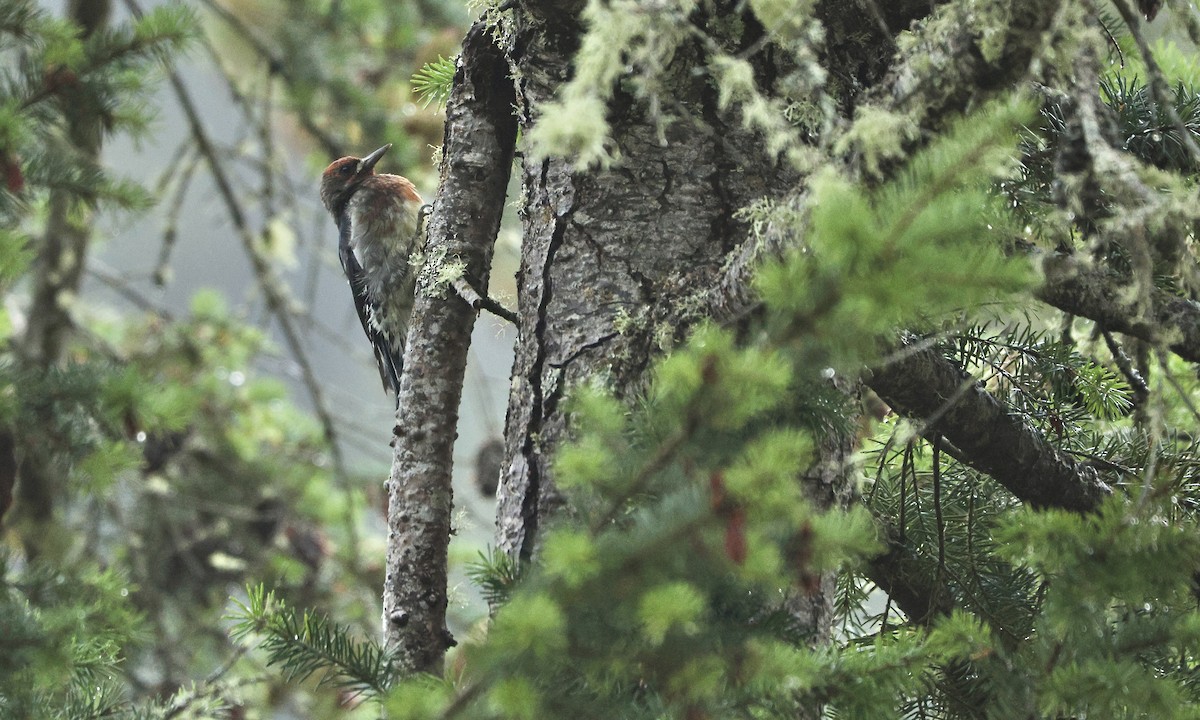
top-left (867, 336), bottom-right (1111, 512)
top-left (1037, 247), bottom-right (1200, 365)
top-left (866, 0), bottom-right (1060, 133)
top-left (384, 23), bottom-right (517, 673)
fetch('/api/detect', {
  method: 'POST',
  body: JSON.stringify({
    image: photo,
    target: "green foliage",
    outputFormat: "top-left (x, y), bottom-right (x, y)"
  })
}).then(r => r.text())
top-left (0, 2), bottom-right (392, 716)
top-left (230, 584), bottom-right (396, 698)
top-left (412, 55), bottom-right (457, 109)
top-left (0, 557), bottom-right (141, 719)
top-left (854, 298), bottom-right (1200, 717)
top-left (205, 0), bottom-right (465, 175)
top-left (1008, 73), bottom-right (1200, 234)
top-left (466, 546), bottom-right (522, 606)
top-left (946, 322), bottom-right (1135, 438)
top-left (0, 1), bottom-right (193, 218)
top-left (4, 1), bottom-right (1200, 719)
top-left (1100, 74), bottom-right (1200, 174)
top-left (757, 96), bottom-right (1035, 369)
top-left (381, 326), bottom-right (883, 717)
top-left (988, 500), bottom-right (1200, 718)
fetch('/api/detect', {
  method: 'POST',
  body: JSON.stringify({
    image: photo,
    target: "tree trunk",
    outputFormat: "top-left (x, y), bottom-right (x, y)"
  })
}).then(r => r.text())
top-left (493, 0), bottom-right (841, 627)
top-left (498, 7), bottom-right (764, 552)
top-left (488, 0), bottom-right (1065, 659)
top-left (384, 23), bottom-right (516, 673)
top-left (12, 0), bottom-right (112, 555)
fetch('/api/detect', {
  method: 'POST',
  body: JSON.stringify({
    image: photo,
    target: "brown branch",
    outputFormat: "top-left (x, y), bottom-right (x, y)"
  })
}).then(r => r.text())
top-left (450, 275), bottom-right (518, 324)
top-left (1037, 253), bottom-right (1200, 364)
top-left (867, 335), bottom-right (1111, 513)
top-left (384, 22), bottom-right (517, 674)
top-left (865, 531), bottom-right (955, 625)
top-left (865, 0), bottom-right (1060, 133)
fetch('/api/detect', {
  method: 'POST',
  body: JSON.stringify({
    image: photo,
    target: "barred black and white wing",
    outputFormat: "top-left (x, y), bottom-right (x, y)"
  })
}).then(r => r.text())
top-left (336, 210), bottom-right (403, 403)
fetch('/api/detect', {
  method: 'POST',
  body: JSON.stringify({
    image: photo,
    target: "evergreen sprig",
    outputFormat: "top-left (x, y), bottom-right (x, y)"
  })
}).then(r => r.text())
top-left (757, 96), bottom-right (1034, 370)
top-left (1101, 74), bottom-right (1200, 173)
top-left (229, 585), bottom-right (396, 698)
top-left (465, 546), bottom-right (521, 607)
top-left (946, 323), bottom-right (1135, 438)
top-left (411, 55), bottom-right (456, 110)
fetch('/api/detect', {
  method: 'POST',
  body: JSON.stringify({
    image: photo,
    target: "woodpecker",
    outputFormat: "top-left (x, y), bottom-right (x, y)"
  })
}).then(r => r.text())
top-left (320, 144), bottom-right (423, 403)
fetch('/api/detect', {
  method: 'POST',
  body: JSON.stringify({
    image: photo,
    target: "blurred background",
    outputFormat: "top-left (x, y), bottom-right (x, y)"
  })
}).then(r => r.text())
top-left (3, 0), bottom-right (517, 715)
top-left (88, 0), bottom-right (518, 618)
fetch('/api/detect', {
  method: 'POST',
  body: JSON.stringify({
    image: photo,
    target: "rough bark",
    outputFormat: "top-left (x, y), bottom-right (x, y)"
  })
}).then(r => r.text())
top-left (1038, 253), bottom-right (1200, 363)
top-left (496, 6), bottom-right (795, 564)
top-left (384, 23), bottom-right (516, 673)
top-left (481, 0), bottom-right (1199, 682)
top-left (868, 336), bottom-right (1111, 512)
top-left (493, 0), bottom-right (1082, 651)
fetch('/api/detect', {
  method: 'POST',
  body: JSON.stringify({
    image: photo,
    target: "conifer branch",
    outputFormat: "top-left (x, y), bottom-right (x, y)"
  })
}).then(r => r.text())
top-left (1037, 253), bottom-right (1200, 364)
top-left (1109, 0), bottom-right (1200, 168)
top-left (119, 0), bottom-right (362, 563)
top-left (229, 585), bottom-right (394, 698)
top-left (868, 336), bottom-right (1112, 513)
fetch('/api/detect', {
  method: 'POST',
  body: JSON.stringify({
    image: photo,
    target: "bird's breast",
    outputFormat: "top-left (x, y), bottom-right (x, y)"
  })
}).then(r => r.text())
top-left (346, 178), bottom-right (422, 325)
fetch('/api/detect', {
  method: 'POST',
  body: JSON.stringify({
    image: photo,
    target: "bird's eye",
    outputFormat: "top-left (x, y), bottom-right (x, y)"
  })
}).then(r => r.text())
top-left (339, 164), bottom-right (354, 176)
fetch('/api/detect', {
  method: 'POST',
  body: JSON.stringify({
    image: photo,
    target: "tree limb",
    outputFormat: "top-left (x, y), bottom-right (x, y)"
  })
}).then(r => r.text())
top-left (1038, 253), bottom-right (1200, 363)
top-left (384, 23), bottom-right (517, 674)
top-left (867, 336), bottom-right (1111, 513)
top-left (866, 532), bottom-right (956, 625)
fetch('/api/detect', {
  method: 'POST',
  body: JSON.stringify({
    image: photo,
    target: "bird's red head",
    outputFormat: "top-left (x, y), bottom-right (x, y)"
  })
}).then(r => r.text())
top-left (320, 143), bottom-right (392, 216)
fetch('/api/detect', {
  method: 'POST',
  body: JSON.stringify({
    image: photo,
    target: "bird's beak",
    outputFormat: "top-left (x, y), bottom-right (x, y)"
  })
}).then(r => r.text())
top-left (357, 144), bottom-right (392, 176)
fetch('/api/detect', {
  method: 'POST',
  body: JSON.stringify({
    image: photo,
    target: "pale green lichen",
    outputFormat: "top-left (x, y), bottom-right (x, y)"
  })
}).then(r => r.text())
top-left (437, 258), bottom-right (467, 286)
top-left (416, 244), bottom-right (446, 296)
top-left (653, 321), bottom-right (675, 352)
top-left (528, 0), bottom-right (693, 166)
top-left (746, 0), bottom-right (816, 43)
top-left (709, 53), bottom-right (818, 166)
top-left (832, 106), bottom-right (920, 179)
top-left (613, 305), bottom-right (655, 343)
top-left (529, 0), bottom-right (824, 169)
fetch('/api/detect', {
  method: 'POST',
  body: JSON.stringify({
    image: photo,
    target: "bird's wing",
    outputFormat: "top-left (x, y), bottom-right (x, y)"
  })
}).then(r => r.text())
top-left (336, 211), bottom-right (403, 401)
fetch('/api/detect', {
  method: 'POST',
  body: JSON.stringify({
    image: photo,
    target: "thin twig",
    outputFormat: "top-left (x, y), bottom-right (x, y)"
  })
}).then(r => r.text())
top-left (932, 435), bottom-right (945, 583)
top-left (154, 142), bottom-right (202, 286)
top-left (451, 275), bottom-right (518, 323)
top-left (1101, 330), bottom-right (1150, 406)
top-left (86, 261), bottom-right (174, 319)
top-left (194, 0), bottom-right (343, 157)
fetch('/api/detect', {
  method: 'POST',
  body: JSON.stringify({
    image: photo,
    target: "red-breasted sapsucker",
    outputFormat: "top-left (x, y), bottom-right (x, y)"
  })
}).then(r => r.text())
top-left (320, 144), bottom-right (423, 403)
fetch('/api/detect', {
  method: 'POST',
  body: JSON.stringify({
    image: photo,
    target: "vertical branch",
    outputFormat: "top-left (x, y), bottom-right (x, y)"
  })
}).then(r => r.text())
top-left (383, 24), bottom-right (517, 673)
top-left (22, 0), bottom-right (111, 363)
top-left (14, 0), bottom-right (112, 547)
